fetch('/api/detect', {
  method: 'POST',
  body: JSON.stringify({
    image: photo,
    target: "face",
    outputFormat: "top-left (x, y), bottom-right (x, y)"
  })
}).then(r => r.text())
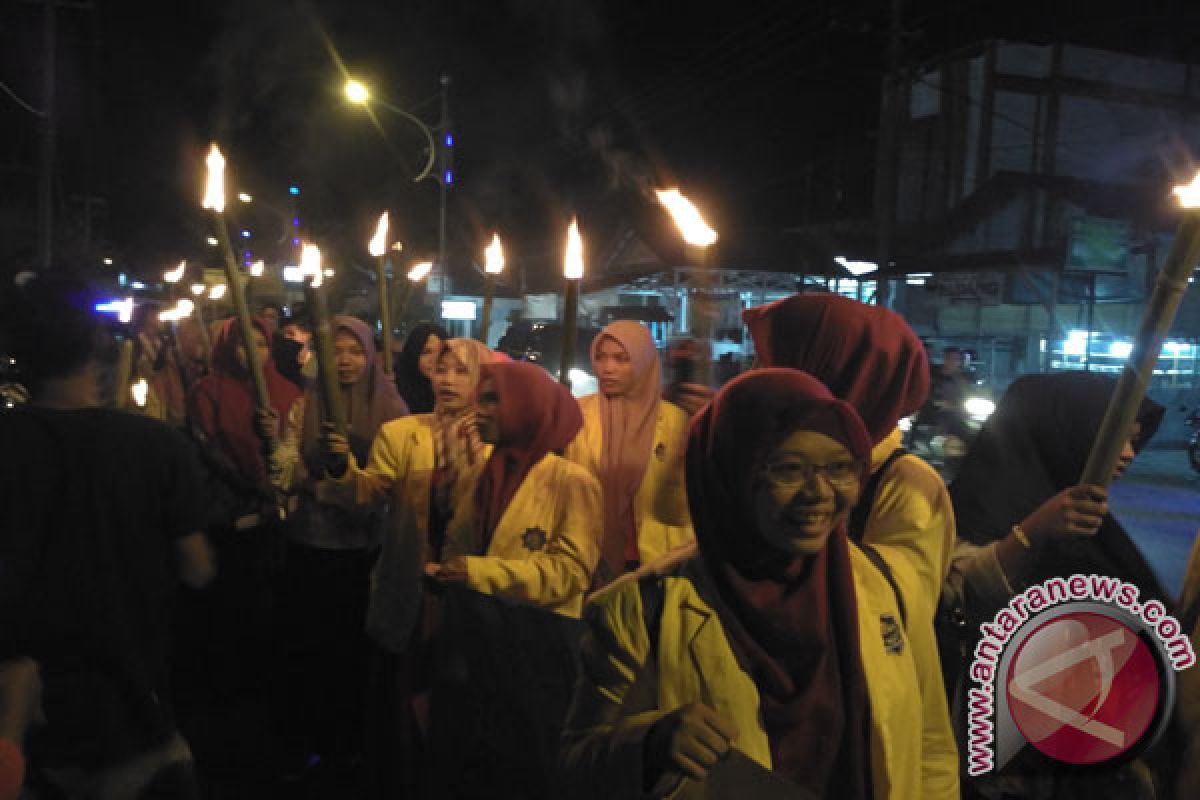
top-left (334, 329), bottom-right (368, 386)
top-left (1112, 422), bottom-right (1141, 481)
top-left (475, 376), bottom-right (501, 444)
top-left (418, 335), bottom-right (444, 380)
top-left (434, 349), bottom-right (474, 414)
top-left (752, 430), bottom-right (862, 558)
top-left (281, 323), bottom-right (310, 347)
top-left (261, 307), bottom-right (281, 327)
top-left (236, 329), bottom-right (270, 371)
top-left (593, 336), bottom-right (635, 397)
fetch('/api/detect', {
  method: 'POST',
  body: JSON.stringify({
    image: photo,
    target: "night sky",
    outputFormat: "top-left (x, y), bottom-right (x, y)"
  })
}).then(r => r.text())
top-left (3, 0), bottom-right (1199, 288)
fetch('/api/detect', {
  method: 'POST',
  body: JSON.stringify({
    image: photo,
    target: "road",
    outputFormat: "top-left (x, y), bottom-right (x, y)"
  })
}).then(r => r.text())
top-left (1111, 446), bottom-right (1200, 598)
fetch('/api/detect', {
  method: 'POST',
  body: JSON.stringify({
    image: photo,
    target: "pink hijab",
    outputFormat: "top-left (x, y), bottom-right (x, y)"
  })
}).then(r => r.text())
top-left (591, 321), bottom-right (661, 574)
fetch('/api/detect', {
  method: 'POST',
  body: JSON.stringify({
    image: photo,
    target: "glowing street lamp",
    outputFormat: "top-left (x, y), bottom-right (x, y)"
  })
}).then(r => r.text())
top-left (344, 79), bottom-right (370, 105)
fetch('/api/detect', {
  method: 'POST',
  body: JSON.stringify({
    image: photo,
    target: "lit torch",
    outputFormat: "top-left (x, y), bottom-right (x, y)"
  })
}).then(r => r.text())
top-left (1080, 173), bottom-right (1200, 486)
top-left (368, 212), bottom-right (395, 373)
top-left (559, 219), bottom-right (584, 386)
top-left (480, 233), bottom-right (505, 345)
top-left (131, 379), bottom-right (149, 409)
top-left (397, 260), bottom-right (433, 321)
top-left (300, 243), bottom-right (347, 437)
top-left (201, 142), bottom-right (270, 414)
top-left (656, 188), bottom-right (718, 385)
top-left (163, 260), bottom-right (186, 300)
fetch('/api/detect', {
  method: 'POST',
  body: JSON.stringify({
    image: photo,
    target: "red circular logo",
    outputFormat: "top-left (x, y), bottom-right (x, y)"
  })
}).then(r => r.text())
top-left (1006, 612), bottom-right (1161, 765)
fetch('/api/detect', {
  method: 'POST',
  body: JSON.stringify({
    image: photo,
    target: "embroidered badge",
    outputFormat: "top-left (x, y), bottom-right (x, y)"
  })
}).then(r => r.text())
top-left (521, 527), bottom-right (548, 552)
top-left (654, 443), bottom-right (666, 461)
top-left (880, 614), bottom-right (905, 655)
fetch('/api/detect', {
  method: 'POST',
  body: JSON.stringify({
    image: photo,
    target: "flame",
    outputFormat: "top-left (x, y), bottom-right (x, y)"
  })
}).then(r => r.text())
top-left (158, 298), bottom-right (195, 322)
top-left (96, 297), bottom-right (135, 323)
top-left (208, 284), bottom-right (227, 300)
top-left (1173, 172), bottom-right (1200, 209)
top-left (249, 260), bottom-right (265, 277)
top-left (408, 261), bottom-right (433, 282)
top-left (484, 233), bottom-right (505, 275)
top-left (190, 284), bottom-right (206, 296)
top-left (391, 241), bottom-right (404, 252)
top-left (202, 144), bottom-right (226, 213)
top-left (131, 379), bottom-right (149, 408)
top-left (563, 218), bottom-right (584, 280)
top-left (300, 242), bottom-right (323, 288)
top-left (655, 188), bottom-right (717, 247)
top-left (369, 211), bottom-right (390, 257)
top-left (163, 260), bottom-right (186, 284)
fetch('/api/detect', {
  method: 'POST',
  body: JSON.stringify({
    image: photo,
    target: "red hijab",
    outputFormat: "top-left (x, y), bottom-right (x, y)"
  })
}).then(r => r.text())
top-left (474, 363), bottom-right (583, 552)
top-left (742, 294), bottom-right (929, 444)
top-left (188, 317), bottom-right (301, 484)
top-left (686, 368), bottom-right (872, 798)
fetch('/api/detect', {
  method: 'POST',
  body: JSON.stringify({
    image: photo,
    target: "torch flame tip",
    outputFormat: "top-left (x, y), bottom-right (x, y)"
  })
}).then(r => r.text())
top-left (1173, 172), bottom-right (1200, 209)
top-left (368, 211), bottom-right (390, 257)
top-left (655, 187), bottom-right (718, 247)
top-left (563, 219), bottom-right (584, 280)
top-left (484, 232), bottom-right (506, 274)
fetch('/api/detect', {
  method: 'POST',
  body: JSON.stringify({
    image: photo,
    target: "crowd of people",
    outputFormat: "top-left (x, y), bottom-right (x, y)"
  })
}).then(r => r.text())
top-left (0, 273), bottom-right (1195, 800)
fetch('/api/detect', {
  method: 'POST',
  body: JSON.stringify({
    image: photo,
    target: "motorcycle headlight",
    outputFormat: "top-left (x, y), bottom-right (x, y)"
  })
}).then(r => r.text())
top-left (964, 396), bottom-right (995, 421)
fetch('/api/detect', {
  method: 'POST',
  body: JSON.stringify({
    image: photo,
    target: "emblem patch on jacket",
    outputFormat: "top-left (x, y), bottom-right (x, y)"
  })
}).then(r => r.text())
top-left (880, 614), bottom-right (904, 655)
top-left (521, 527), bottom-right (548, 551)
top-left (654, 443), bottom-right (666, 461)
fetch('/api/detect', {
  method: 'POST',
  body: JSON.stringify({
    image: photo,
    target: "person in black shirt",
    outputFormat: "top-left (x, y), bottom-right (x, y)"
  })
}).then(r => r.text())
top-left (0, 274), bottom-right (214, 799)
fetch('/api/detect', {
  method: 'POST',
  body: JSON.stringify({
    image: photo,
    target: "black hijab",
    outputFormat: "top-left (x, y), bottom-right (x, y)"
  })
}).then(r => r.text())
top-left (950, 371), bottom-right (1166, 601)
top-left (394, 323), bottom-right (448, 414)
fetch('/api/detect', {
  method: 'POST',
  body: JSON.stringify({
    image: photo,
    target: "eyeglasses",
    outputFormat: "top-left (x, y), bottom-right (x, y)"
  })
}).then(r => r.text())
top-left (759, 459), bottom-right (861, 490)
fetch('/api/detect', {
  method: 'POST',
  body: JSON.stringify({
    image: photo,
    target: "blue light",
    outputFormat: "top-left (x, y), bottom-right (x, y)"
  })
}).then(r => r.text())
top-left (443, 169), bottom-right (454, 185)
top-left (445, 132), bottom-right (454, 148)
top-left (288, 185), bottom-right (300, 196)
top-left (292, 237), bottom-right (301, 246)
top-left (240, 229), bottom-right (251, 239)
top-left (117, 273), bottom-right (128, 287)
top-left (292, 217), bottom-right (300, 227)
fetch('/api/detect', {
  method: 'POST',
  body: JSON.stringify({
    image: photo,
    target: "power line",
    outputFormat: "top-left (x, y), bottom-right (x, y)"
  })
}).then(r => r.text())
top-left (0, 79), bottom-right (45, 117)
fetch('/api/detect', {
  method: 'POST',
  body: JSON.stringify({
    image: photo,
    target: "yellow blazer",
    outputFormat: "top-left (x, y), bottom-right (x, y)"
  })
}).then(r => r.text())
top-left (444, 453), bottom-right (602, 618)
top-left (561, 545), bottom-right (959, 800)
top-left (324, 414), bottom-right (490, 652)
top-left (565, 395), bottom-right (694, 566)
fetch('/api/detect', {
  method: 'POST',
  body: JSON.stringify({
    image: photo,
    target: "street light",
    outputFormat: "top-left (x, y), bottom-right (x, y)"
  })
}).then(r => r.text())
top-left (343, 78), bottom-right (436, 182)
top-left (344, 79), bottom-right (370, 105)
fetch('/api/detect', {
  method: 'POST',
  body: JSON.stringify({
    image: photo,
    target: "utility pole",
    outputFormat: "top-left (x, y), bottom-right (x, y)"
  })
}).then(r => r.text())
top-left (436, 74), bottom-right (452, 306)
top-left (37, 0), bottom-right (57, 271)
top-left (873, 0), bottom-right (903, 306)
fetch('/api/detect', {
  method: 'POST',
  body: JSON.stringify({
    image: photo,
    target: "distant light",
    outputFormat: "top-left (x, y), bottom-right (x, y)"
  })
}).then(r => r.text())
top-left (907, 272), bottom-right (933, 278)
top-left (249, 260), bottom-right (265, 277)
top-left (131, 379), bottom-right (149, 408)
top-left (441, 300), bottom-right (477, 321)
top-left (95, 297), bottom-right (135, 324)
top-left (282, 266), bottom-right (304, 283)
top-left (567, 368), bottom-right (598, 398)
top-left (191, 284), bottom-right (206, 296)
top-left (905, 277), bottom-right (926, 286)
top-left (118, 273), bottom-right (128, 286)
top-left (103, 257), bottom-right (114, 266)
top-left (238, 192), bottom-right (253, 203)
top-left (292, 236), bottom-right (301, 246)
top-left (965, 396), bottom-right (996, 421)
top-left (898, 415), bottom-right (914, 433)
top-left (1108, 341), bottom-right (1134, 359)
top-left (445, 132), bottom-right (454, 148)
top-left (292, 217), bottom-right (300, 227)
top-left (834, 256), bottom-right (877, 276)
top-left (206, 236), bottom-right (218, 246)
top-left (344, 80), bottom-right (369, 105)
top-left (443, 169), bottom-right (454, 185)
top-left (323, 268), bottom-right (335, 278)
top-left (240, 229), bottom-right (251, 239)
top-left (130, 281), bottom-right (146, 290)
top-left (288, 185), bottom-right (300, 196)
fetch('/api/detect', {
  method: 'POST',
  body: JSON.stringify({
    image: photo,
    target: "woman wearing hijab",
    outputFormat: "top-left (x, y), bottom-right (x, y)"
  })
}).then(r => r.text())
top-left (395, 323), bottom-right (449, 413)
top-left (264, 316), bottom-right (409, 773)
top-left (561, 369), bottom-right (958, 800)
top-left (742, 293), bottom-right (953, 611)
top-left (425, 361), bottom-right (601, 799)
top-left (566, 321), bottom-right (693, 583)
top-left (321, 336), bottom-right (494, 798)
top-left (942, 372), bottom-right (1166, 800)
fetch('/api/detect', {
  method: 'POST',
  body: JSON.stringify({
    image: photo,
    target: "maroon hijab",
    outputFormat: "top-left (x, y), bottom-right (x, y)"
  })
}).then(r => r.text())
top-left (474, 363), bottom-right (583, 552)
top-left (742, 294), bottom-right (929, 444)
top-left (300, 315), bottom-right (409, 473)
top-left (188, 317), bottom-right (301, 483)
top-left (686, 368), bottom-right (872, 798)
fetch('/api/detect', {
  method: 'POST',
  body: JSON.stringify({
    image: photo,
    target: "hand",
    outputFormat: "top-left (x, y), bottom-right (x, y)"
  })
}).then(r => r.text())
top-left (671, 382), bottom-right (715, 418)
top-left (424, 558), bottom-right (469, 586)
top-left (253, 408), bottom-right (279, 442)
top-left (318, 422), bottom-right (351, 477)
top-left (0, 658), bottom-right (44, 742)
top-left (644, 702), bottom-right (738, 785)
top-left (1020, 484), bottom-right (1109, 542)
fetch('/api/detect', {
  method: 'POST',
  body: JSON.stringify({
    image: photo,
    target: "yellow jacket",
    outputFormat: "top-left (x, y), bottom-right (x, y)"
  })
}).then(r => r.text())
top-left (565, 395), bottom-right (694, 566)
top-left (561, 545), bottom-right (959, 800)
top-left (865, 428), bottom-right (957, 614)
top-left (325, 414), bottom-right (490, 652)
top-left (443, 453), bottom-right (602, 618)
